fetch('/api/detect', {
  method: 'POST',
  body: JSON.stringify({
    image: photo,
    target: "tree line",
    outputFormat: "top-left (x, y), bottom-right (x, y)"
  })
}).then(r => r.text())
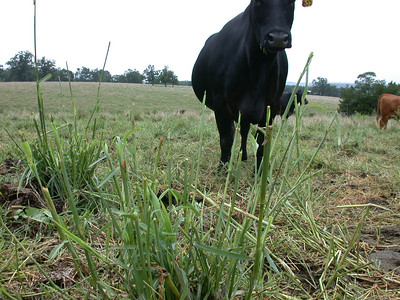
top-left (309, 73), bottom-right (400, 115)
top-left (0, 50), bottom-right (179, 86)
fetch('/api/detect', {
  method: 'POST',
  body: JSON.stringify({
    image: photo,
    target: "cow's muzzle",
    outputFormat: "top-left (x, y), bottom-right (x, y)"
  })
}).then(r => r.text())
top-left (263, 32), bottom-right (292, 52)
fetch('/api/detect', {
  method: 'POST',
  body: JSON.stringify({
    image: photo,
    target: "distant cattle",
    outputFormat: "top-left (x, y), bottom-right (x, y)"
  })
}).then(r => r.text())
top-left (192, 0), bottom-right (296, 168)
top-left (279, 90), bottom-right (308, 117)
top-left (376, 93), bottom-right (400, 129)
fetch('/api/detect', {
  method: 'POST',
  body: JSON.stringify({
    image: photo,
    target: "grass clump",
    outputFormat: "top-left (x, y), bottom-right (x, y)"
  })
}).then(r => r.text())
top-left (17, 46), bottom-right (110, 211)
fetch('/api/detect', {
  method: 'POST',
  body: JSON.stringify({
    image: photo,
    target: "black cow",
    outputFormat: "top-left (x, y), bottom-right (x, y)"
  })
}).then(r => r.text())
top-left (192, 0), bottom-right (296, 168)
top-left (279, 90), bottom-right (308, 117)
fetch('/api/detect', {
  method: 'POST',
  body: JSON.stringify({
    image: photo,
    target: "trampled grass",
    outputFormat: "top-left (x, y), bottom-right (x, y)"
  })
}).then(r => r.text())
top-left (1, 77), bottom-right (400, 298)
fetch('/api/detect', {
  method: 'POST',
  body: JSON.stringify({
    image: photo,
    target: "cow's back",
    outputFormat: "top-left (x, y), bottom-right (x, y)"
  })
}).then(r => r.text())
top-left (192, 34), bottom-right (216, 108)
top-left (380, 94), bottom-right (400, 113)
top-left (192, 13), bottom-right (248, 110)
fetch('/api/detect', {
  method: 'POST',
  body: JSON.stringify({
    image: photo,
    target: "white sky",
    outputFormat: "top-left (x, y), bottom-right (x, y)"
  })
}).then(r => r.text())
top-left (1, 0), bottom-right (400, 83)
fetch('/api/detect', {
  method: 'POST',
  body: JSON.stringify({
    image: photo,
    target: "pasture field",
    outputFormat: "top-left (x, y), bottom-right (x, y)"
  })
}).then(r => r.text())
top-left (1, 82), bottom-right (400, 299)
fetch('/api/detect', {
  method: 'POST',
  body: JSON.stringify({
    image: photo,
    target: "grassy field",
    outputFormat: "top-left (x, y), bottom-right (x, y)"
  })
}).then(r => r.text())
top-left (0, 82), bottom-right (201, 115)
top-left (1, 82), bottom-right (400, 299)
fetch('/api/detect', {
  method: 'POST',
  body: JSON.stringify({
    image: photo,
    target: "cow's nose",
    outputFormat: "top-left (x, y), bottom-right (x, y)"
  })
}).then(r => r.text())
top-left (266, 32), bottom-right (291, 49)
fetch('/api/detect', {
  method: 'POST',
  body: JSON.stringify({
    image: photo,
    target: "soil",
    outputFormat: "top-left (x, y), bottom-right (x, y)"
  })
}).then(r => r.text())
top-left (0, 182), bottom-right (43, 209)
top-left (315, 170), bottom-right (400, 276)
top-left (0, 158), bottom-right (64, 213)
top-left (363, 224), bottom-right (400, 275)
top-left (0, 158), bottom-right (20, 175)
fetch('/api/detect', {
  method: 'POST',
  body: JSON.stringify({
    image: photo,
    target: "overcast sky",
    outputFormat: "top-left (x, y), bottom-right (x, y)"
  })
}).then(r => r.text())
top-left (1, 0), bottom-right (400, 83)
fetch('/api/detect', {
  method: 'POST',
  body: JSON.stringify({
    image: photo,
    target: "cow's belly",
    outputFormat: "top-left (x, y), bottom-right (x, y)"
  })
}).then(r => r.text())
top-left (238, 97), bottom-right (267, 124)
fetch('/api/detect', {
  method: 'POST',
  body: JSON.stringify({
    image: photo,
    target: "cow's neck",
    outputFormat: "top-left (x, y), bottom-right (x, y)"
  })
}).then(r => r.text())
top-left (248, 44), bottom-right (278, 86)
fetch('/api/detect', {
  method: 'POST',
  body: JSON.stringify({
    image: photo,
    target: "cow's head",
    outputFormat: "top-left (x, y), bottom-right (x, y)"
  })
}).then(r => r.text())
top-left (249, 0), bottom-right (295, 54)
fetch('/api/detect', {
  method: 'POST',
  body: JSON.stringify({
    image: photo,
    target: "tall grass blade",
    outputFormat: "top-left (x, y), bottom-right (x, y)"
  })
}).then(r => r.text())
top-left (85, 41), bottom-right (111, 135)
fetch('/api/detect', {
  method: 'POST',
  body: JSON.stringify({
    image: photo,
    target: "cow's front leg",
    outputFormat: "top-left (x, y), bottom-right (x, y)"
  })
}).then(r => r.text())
top-left (256, 117), bottom-right (269, 170)
top-left (214, 110), bottom-right (234, 165)
top-left (256, 128), bottom-right (265, 170)
top-left (240, 121), bottom-right (250, 161)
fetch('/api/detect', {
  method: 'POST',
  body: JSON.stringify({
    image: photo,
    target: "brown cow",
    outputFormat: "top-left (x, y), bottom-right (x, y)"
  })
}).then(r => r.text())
top-left (376, 93), bottom-right (400, 129)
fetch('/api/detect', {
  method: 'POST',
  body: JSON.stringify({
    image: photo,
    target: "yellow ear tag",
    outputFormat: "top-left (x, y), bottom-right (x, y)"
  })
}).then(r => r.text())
top-left (302, 0), bottom-right (313, 7)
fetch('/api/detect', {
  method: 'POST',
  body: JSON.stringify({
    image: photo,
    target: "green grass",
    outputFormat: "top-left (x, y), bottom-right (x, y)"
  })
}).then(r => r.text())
top-left (0, 82), bottom-right (202, 115)
top-left (1, 80), bottom-right (400, 299)
top-left (0, 82), bottom-right (341, 116)
top-left (0, 82), bottom-right (338, 161)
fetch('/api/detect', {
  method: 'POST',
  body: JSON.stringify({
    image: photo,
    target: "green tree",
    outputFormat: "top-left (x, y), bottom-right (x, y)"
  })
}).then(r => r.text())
top-left (6, 50), bottom-right (36, 81)
top-left (116, 69), bottom-right (144, 83)
top-left (158, 66), bottom-right (179, 87)
top-left (57, 68), bottom-right (75, 81)
top-left (338, 72), bottom-right (400, 115)
top-left (0, 64), bottom-right (6, 81)
top-left (91, 69), bottom-right (112, 82)
top-left (101, 70), bottom-right (113, 82)
top-left (143, 65), bottom-right (160, 85)
top-left (74, 67), bottom-right (112, 82)
top-left (355, 72), bottom-right (386, 95)
top-left (386, 81), bottom-right (400, 94)
top-left (125, 69), bottom-right (144, 83)
top-left (75, 66), bottom-right (94, 81)
top-left (113, 74), bottom-right (127, 83)
top-left (37, 57), bottom-right (58, 80)
top-left (310, 77), bottom-right (339, 96)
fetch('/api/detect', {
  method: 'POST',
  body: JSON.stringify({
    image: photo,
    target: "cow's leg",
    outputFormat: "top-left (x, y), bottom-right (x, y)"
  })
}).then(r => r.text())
top-left (256, 128), bottom-right (265, 170)
top-left (380, 115), bottom-right (389, 129)
top-left (240, 121), bottom-right (250, 161)
top-left (256, 118), bottom-right (269, 170)
top-left (215, 110), bottom-right (234, 165)
top-left (255, 111), bottom-right (273, 170)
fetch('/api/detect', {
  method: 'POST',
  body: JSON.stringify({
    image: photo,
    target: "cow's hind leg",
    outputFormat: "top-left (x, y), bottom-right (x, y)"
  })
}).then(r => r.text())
top-left (214, 110), bottom-right (235, 165)
top-left (380, 115), bottom-right (389, 129)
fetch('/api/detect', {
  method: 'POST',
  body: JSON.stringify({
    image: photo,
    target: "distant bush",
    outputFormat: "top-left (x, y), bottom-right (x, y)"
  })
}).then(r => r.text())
top-left (338, 72), bottom-right (400, 115)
